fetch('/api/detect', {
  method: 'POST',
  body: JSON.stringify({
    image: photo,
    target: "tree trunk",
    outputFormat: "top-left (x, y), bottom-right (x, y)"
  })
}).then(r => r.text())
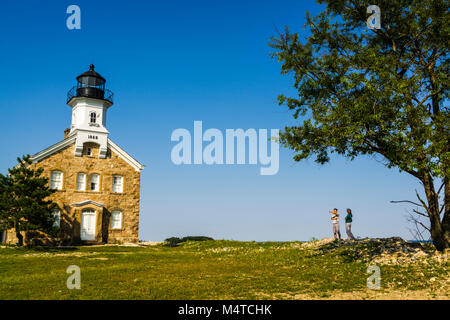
top-left (423, 174), bottom-right (449, 252)
top-left (15, 229), bottom-right (23, 247)
top-left (440, 178), bottom-right (450, 249)
top-left (13, 220), bottom-right (24, 247)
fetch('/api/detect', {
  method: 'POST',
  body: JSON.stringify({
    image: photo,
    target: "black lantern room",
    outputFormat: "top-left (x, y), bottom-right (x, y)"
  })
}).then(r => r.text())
top-left (67, 65), bottom-right (113, 104)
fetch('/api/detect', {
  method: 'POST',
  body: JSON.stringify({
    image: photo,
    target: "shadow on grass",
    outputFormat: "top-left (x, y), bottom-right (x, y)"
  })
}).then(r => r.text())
top-left (21, 246), bottom-right (79, 253)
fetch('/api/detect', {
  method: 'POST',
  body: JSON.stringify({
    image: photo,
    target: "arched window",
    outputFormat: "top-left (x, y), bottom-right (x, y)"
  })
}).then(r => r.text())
top-left (110, 211), bottom-right (122, 229)
top-left (90, 112), bottom-right (97, 124)
top-left (50, 171), bottom-right (63, 190)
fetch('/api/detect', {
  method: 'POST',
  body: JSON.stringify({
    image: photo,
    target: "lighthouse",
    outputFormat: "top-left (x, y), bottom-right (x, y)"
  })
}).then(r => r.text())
top-left (67, 64), bottom-right (114, 158)
top-left (1, 65), bottom-right (145, 245)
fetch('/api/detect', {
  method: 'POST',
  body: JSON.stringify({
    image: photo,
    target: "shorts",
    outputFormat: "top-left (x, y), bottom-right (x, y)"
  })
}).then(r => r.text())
top-left (332, 222), bottom-right (340, 234)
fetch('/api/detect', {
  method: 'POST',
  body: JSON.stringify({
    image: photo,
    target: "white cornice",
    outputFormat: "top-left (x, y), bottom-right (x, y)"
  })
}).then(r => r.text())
top-left (30, 136), bottom-right (76, 163)
top-left (107, 139), bottom-right (145, 172)
top-left (72, 200), bottom-right (105, 208)
top-left (67, 96), bottom-right (113, 109)
top-left (30, 136), bottom-right (145, 172)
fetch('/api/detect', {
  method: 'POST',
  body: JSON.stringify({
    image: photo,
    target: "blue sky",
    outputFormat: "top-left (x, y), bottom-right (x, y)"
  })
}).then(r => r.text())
top-left (0, 0), bottom-right (422, 241)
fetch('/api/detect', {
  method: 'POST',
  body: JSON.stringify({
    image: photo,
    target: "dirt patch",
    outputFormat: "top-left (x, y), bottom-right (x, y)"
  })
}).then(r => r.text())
top-left (138, 241), bottom-right (163, 246)
top-left (257, 287), bottom-right (449, 300)
top-left (22, 252), bottom-right (94, 258)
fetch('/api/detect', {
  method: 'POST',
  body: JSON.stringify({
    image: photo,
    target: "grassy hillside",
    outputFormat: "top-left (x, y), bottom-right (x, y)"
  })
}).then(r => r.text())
top-left (0, 238), bottom-right (448, 300)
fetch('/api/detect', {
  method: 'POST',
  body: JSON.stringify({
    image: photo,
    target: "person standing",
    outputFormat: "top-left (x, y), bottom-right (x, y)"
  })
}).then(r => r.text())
top-left (345, 208), bottom-right (355, 240)
top-left (329, 208), bottom-right (341, 240)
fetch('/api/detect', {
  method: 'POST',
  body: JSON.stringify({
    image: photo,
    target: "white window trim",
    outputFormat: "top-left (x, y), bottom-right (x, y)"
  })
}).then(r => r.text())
top-left (90, 112), bottom-right (97, 124)
top-left (90, 174), bottom-right (100, 192)
top-left (50, 171), bottom-right (63, 190)
top-left (110, 211), bottom-right (122, 229)
top-left (52, 209), bottom-right (61, 228)
top-left (112, 175), bottom-right (123, 193)
top-left (77, 173), bottom-right (86, 191)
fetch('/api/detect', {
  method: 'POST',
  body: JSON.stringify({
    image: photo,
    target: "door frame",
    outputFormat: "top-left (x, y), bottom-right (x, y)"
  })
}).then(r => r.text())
top-left (81, 209), bottom-right (97, 241)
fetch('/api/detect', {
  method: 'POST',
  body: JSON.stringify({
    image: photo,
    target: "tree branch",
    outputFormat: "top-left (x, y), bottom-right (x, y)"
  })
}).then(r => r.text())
top-left (391, 200), bottom-right (422, 206)
top-left (415, 190), bottom-right (430, 212)
top-left (412, 209), bottom-right (429, 218)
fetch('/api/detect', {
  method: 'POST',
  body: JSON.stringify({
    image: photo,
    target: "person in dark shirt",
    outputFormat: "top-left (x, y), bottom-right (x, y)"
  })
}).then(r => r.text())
top-left (345, 208), bottom-right (355, 240)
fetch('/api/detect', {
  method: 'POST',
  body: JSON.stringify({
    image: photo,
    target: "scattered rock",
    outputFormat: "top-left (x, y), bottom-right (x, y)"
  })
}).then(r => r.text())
top-left (138, 241), bottom-right (163, 246)
top-left (305, 237), bottom-right (448, 266)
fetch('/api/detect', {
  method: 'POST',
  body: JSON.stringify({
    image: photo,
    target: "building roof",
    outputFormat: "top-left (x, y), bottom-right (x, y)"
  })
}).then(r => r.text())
top-left (30, 136), bottom-right (145, 172)
top-left (77, 64), bottom-right (106, 83)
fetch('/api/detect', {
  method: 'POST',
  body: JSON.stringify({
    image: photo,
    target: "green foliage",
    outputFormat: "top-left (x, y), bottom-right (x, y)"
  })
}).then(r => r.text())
top-left (0, 155), bottom-right (59, 245)
top-left (0, 240), bottom-right (447, 299)
top-left (269, 0), bottom-right (448, 179)
top-left (164, 236), bottom-right (214, 247)
top-left (269, 0), bottom-right (449, 250)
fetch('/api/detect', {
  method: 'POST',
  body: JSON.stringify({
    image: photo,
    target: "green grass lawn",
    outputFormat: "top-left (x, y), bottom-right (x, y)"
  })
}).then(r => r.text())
top-left (0, 240), bottom-right (448, 300)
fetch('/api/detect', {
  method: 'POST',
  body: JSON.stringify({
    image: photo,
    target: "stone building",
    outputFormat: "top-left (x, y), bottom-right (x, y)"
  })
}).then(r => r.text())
top-left (2, 65), bottom-right (144, 245)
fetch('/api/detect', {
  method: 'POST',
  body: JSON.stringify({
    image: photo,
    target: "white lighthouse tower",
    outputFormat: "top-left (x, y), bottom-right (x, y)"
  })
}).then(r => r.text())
top-left (66, 64), bottom-right (114, 158)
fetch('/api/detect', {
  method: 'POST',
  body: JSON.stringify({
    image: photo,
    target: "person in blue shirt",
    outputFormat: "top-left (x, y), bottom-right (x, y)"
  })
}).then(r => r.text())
top-left (345, 208), bottom-right (356, 240)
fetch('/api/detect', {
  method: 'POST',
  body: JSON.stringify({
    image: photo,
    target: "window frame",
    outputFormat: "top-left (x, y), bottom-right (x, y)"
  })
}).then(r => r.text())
top-left (77, 172), bottom-right (86, 191)
top-left (89, 112), bottom-right (97, 124)
top-left (52, 209), bottom-right (61, 228)
top-left (110, 211), bottom-right (122, 229)
top-left (112, 175), bottom-right (124, 193)
top-left (90, 173), bottom-right (100, 192)
top-left (50, 170), bottom-right (63, 190)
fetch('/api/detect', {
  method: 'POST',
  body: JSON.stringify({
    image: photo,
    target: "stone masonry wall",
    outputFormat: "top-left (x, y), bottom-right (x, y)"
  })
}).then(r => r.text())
top-left (4, 142), bottom-right (141, 245)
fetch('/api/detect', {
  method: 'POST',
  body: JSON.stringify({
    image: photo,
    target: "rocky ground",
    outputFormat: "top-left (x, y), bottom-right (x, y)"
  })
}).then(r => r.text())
top-left (303, 237), bottom-right (449, 266)
top-left (288, 237), bottom-right (449, 299)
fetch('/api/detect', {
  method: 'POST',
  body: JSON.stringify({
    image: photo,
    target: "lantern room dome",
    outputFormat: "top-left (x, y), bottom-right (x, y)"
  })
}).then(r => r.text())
top-left (77, 64), bottom-right (106, 85)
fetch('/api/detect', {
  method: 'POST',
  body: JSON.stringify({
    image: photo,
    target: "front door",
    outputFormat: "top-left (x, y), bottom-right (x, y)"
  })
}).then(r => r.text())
top-left (81, 210), bottom-right (96, 241)
top-left (0, 230), bottom-right (5, 243)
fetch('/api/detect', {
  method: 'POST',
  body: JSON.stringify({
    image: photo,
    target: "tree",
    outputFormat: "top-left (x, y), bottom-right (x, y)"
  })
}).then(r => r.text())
top-left (270, 0), bottom-right (449, 250)
top-left (0, 155), bottom-right (59, 246)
